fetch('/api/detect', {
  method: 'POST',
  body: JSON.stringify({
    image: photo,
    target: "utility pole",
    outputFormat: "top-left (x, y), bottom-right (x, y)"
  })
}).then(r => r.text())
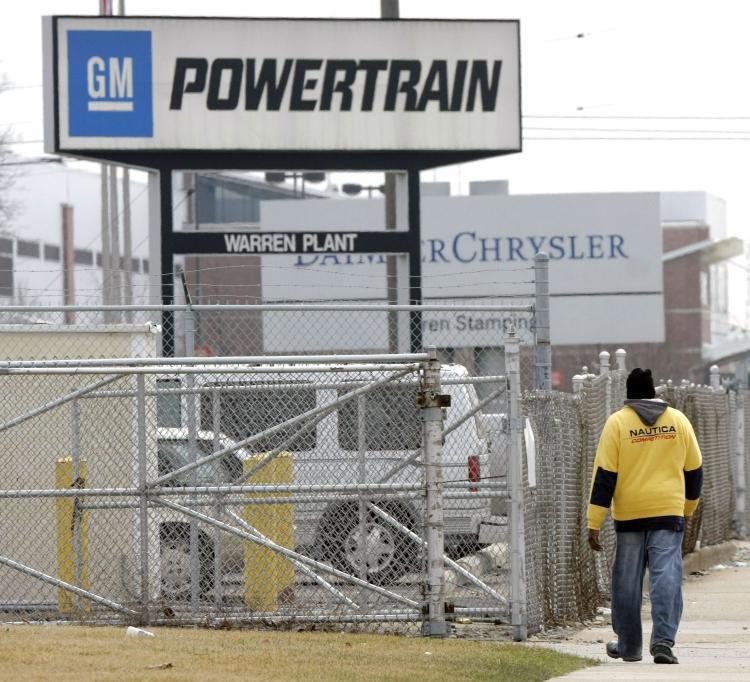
top-left (119, 0), bottom-right (133, 320)
top-left (109, 164), bottom-right (122, 307)
top-left (61, 204), bottom-right (75, 324)
top-left (381, 0), bottom-right (400, 352)
top-left (122, 165), bottom-right (133, 318)
top-left (99, 0), bottom-right (113, 320)
top-left (100, 160), bottom-right (111, 308)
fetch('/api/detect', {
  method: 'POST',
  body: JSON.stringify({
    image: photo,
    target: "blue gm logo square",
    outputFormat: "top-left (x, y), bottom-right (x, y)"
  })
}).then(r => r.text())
top-left (67, 30), bottom-right (153, 138)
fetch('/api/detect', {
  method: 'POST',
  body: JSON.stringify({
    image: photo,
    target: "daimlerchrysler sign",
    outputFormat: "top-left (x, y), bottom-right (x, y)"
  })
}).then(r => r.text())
top-left (43, 17), bottom-right (521, 153)
top-left (259, 192), bottom-right (665, 348)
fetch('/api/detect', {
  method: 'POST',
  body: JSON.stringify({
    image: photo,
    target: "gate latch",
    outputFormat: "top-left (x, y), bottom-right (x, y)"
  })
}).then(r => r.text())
top-left (416, 391), bottom-right (451, 408)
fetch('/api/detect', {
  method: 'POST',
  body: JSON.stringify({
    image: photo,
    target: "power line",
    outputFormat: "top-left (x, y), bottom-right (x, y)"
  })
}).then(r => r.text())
top-left (0, 84), bottom-right (42, 91)
top-left (728, 259), bottom-right (750, 274)
top-left (525, 135), bottom-right (750, 141)
top-left (527, 126), bottom-right (750, 135)
top-left (525, 114), bottom-right (750, 120)
top-left (177, 261), bottom-right (534, 280)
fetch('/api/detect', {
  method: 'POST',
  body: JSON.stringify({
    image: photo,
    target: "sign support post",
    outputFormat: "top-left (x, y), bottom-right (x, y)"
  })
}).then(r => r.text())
top-left (159, 169), bottom-right (175, 351)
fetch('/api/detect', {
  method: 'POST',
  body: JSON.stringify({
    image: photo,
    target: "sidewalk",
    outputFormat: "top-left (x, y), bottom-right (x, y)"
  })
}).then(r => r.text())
top-left (532, 540), bottom-right (750, 681)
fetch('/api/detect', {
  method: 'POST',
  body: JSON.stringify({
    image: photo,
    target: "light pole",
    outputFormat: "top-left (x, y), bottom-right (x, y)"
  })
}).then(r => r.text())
top-left (341, 183), bottom-right (386, 199)
top-left (264, 171), bottom-right (326, 198)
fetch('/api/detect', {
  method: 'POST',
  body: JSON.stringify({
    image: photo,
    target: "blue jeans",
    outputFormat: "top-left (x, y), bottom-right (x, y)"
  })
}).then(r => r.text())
top-left (611, 529), bottom-right (684, 659)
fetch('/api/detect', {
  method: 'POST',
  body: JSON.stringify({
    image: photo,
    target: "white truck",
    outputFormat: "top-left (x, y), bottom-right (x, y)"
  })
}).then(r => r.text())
top-left (154, 364), bottom-right (507, 597)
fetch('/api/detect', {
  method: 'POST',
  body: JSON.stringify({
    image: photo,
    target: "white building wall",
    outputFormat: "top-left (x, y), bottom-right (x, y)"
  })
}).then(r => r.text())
top-left (660, 191), bottom-right (727, 239)
top-left (5, 162), bottom-right (151, 307)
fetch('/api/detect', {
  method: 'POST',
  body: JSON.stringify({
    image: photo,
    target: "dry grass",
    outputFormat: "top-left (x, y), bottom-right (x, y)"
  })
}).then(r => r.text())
top-left (0, 624), bottom-right (595, 682)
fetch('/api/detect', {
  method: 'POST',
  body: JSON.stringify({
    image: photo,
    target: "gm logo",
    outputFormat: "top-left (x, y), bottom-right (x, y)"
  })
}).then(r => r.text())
top-left (67, 30), bottom-right (153, 137)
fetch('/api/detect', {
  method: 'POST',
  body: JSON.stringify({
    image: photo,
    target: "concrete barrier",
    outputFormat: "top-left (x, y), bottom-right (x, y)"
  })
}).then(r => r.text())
top-left (683, 540), bottom-right (738, 575)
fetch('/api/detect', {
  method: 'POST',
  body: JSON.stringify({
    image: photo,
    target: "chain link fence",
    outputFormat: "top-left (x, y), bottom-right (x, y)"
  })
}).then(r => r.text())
top-left (742, 389), bottom-right (750, 536)
top-left (660, 382), bottom-right (736, 552)
top-left (520, 354), bottom-right (744, 630)
top-left (0, 302), bottom-right (745, 638)
top-left (0, 346), bottom-right (520, 636)
top-left (521, 364), bottom-right (626, 629)
top-left (0, 302), bottom-right (541, 393)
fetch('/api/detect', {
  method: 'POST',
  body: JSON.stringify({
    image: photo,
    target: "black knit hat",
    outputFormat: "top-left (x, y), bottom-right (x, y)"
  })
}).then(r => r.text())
top-left (626, 368), bottom-right (655, 399)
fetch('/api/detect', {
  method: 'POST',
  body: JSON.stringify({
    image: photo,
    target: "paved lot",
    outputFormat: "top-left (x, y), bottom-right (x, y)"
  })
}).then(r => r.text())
top-left (532, 541), bottom-right (750, 681)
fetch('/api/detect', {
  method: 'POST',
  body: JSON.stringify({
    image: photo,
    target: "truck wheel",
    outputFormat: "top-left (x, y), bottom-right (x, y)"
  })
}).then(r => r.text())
top-left (321, 502), bottom-right (418, 586)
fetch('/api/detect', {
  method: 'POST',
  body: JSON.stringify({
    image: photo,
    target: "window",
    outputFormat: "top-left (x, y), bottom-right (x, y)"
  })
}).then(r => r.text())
top-left (156, 379), bottom-right (182, 428)
top-left (0, 238), bottom-right (12, 255)
top-left (131, 258), bottom-right (140, 273)
top-left (157, 438), bottom-right (243, 486)
top-left (142, 259), bottom-right (149, 274)
top-left (17, 240), bottom-right (40, 258)
top-left (44, 244), bottom-right (60, 262)
top-left (200, 385), bottom-right (316, 451)
top-left (338, 385), bottom-right (420, 451)
top-left (74, 249), bottom-right (94, 266)
top-left (700, 271), bottom-right (709, 307)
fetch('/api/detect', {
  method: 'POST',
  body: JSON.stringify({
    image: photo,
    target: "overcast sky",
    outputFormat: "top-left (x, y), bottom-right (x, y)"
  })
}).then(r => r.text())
top-left (2, 0), bottom-right (750, 327)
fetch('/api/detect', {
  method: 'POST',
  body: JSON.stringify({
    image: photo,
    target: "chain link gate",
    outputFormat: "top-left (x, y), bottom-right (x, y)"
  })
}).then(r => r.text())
top-left (0, 345), bottom-right (522, 636)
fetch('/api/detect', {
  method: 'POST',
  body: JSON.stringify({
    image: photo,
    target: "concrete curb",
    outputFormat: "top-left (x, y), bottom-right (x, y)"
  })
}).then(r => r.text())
top-left (682, 540), bottom-right (738, 575)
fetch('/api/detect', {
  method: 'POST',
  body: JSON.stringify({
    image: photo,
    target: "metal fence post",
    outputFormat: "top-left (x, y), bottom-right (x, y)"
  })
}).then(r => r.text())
top-left (600, 351), bottom-right (611, 416)
top-left (71, 398), bottom-right (85, 614)
top-left (599, 351), bottom-right (610, 376)
top-left (505, 329), bottom-right (527, 641)
top-left (615, 348), bottom-right (627, 372)
top-left (420, 346), bottom-right (447, 637)
top-left (184, 306), bottom-right (201, 613)
top-left (534, 253), bottom-right (551, 390)
top-left (211, 389), bottom-right (224, 605)
top-left (136, 373), bottom-right (150, 623)
top-left (357, 395), bottom-right (368, 586)
top-left (737, 390), bottom-right (746, 538)
top-left (710, 364), bottom-right (721, 390)
top-left (572, 374), bottom-right (584, 393)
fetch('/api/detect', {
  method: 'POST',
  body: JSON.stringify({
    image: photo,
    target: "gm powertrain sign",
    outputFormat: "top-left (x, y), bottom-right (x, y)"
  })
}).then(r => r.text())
top-left (43, 17), bottom-right (520, 153)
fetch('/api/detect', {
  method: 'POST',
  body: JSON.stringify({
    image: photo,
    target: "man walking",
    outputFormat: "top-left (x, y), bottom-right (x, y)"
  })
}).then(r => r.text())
top-left (587, 368), bottom-right (703, 665)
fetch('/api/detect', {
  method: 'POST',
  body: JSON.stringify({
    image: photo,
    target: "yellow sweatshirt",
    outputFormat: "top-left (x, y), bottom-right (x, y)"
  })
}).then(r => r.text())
top-left (587, 399), bottom-right (703, 532)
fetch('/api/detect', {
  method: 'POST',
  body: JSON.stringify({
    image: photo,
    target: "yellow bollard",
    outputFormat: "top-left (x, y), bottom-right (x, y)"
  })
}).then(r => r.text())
top-left (55, 457), bottom-right (90, 614)
top-left (243, 453), bottom-right (294, 611)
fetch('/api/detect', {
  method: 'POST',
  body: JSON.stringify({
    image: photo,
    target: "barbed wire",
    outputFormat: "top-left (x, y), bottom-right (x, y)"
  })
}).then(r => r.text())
top-left (1, 261), bottom-right (536, 283)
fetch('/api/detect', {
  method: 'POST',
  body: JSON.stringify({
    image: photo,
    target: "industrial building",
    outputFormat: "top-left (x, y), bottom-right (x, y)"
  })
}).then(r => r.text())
top-left (2, 161), bottom-right (745, 386)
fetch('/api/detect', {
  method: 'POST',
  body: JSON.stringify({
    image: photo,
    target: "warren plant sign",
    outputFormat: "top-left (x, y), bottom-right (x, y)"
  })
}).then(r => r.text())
top-left (222, 232), bottom-right (358, 254)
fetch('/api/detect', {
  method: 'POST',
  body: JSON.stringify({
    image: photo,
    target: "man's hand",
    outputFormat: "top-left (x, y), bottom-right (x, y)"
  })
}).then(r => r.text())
top-left (588, 529), bottom-right (602, 552)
